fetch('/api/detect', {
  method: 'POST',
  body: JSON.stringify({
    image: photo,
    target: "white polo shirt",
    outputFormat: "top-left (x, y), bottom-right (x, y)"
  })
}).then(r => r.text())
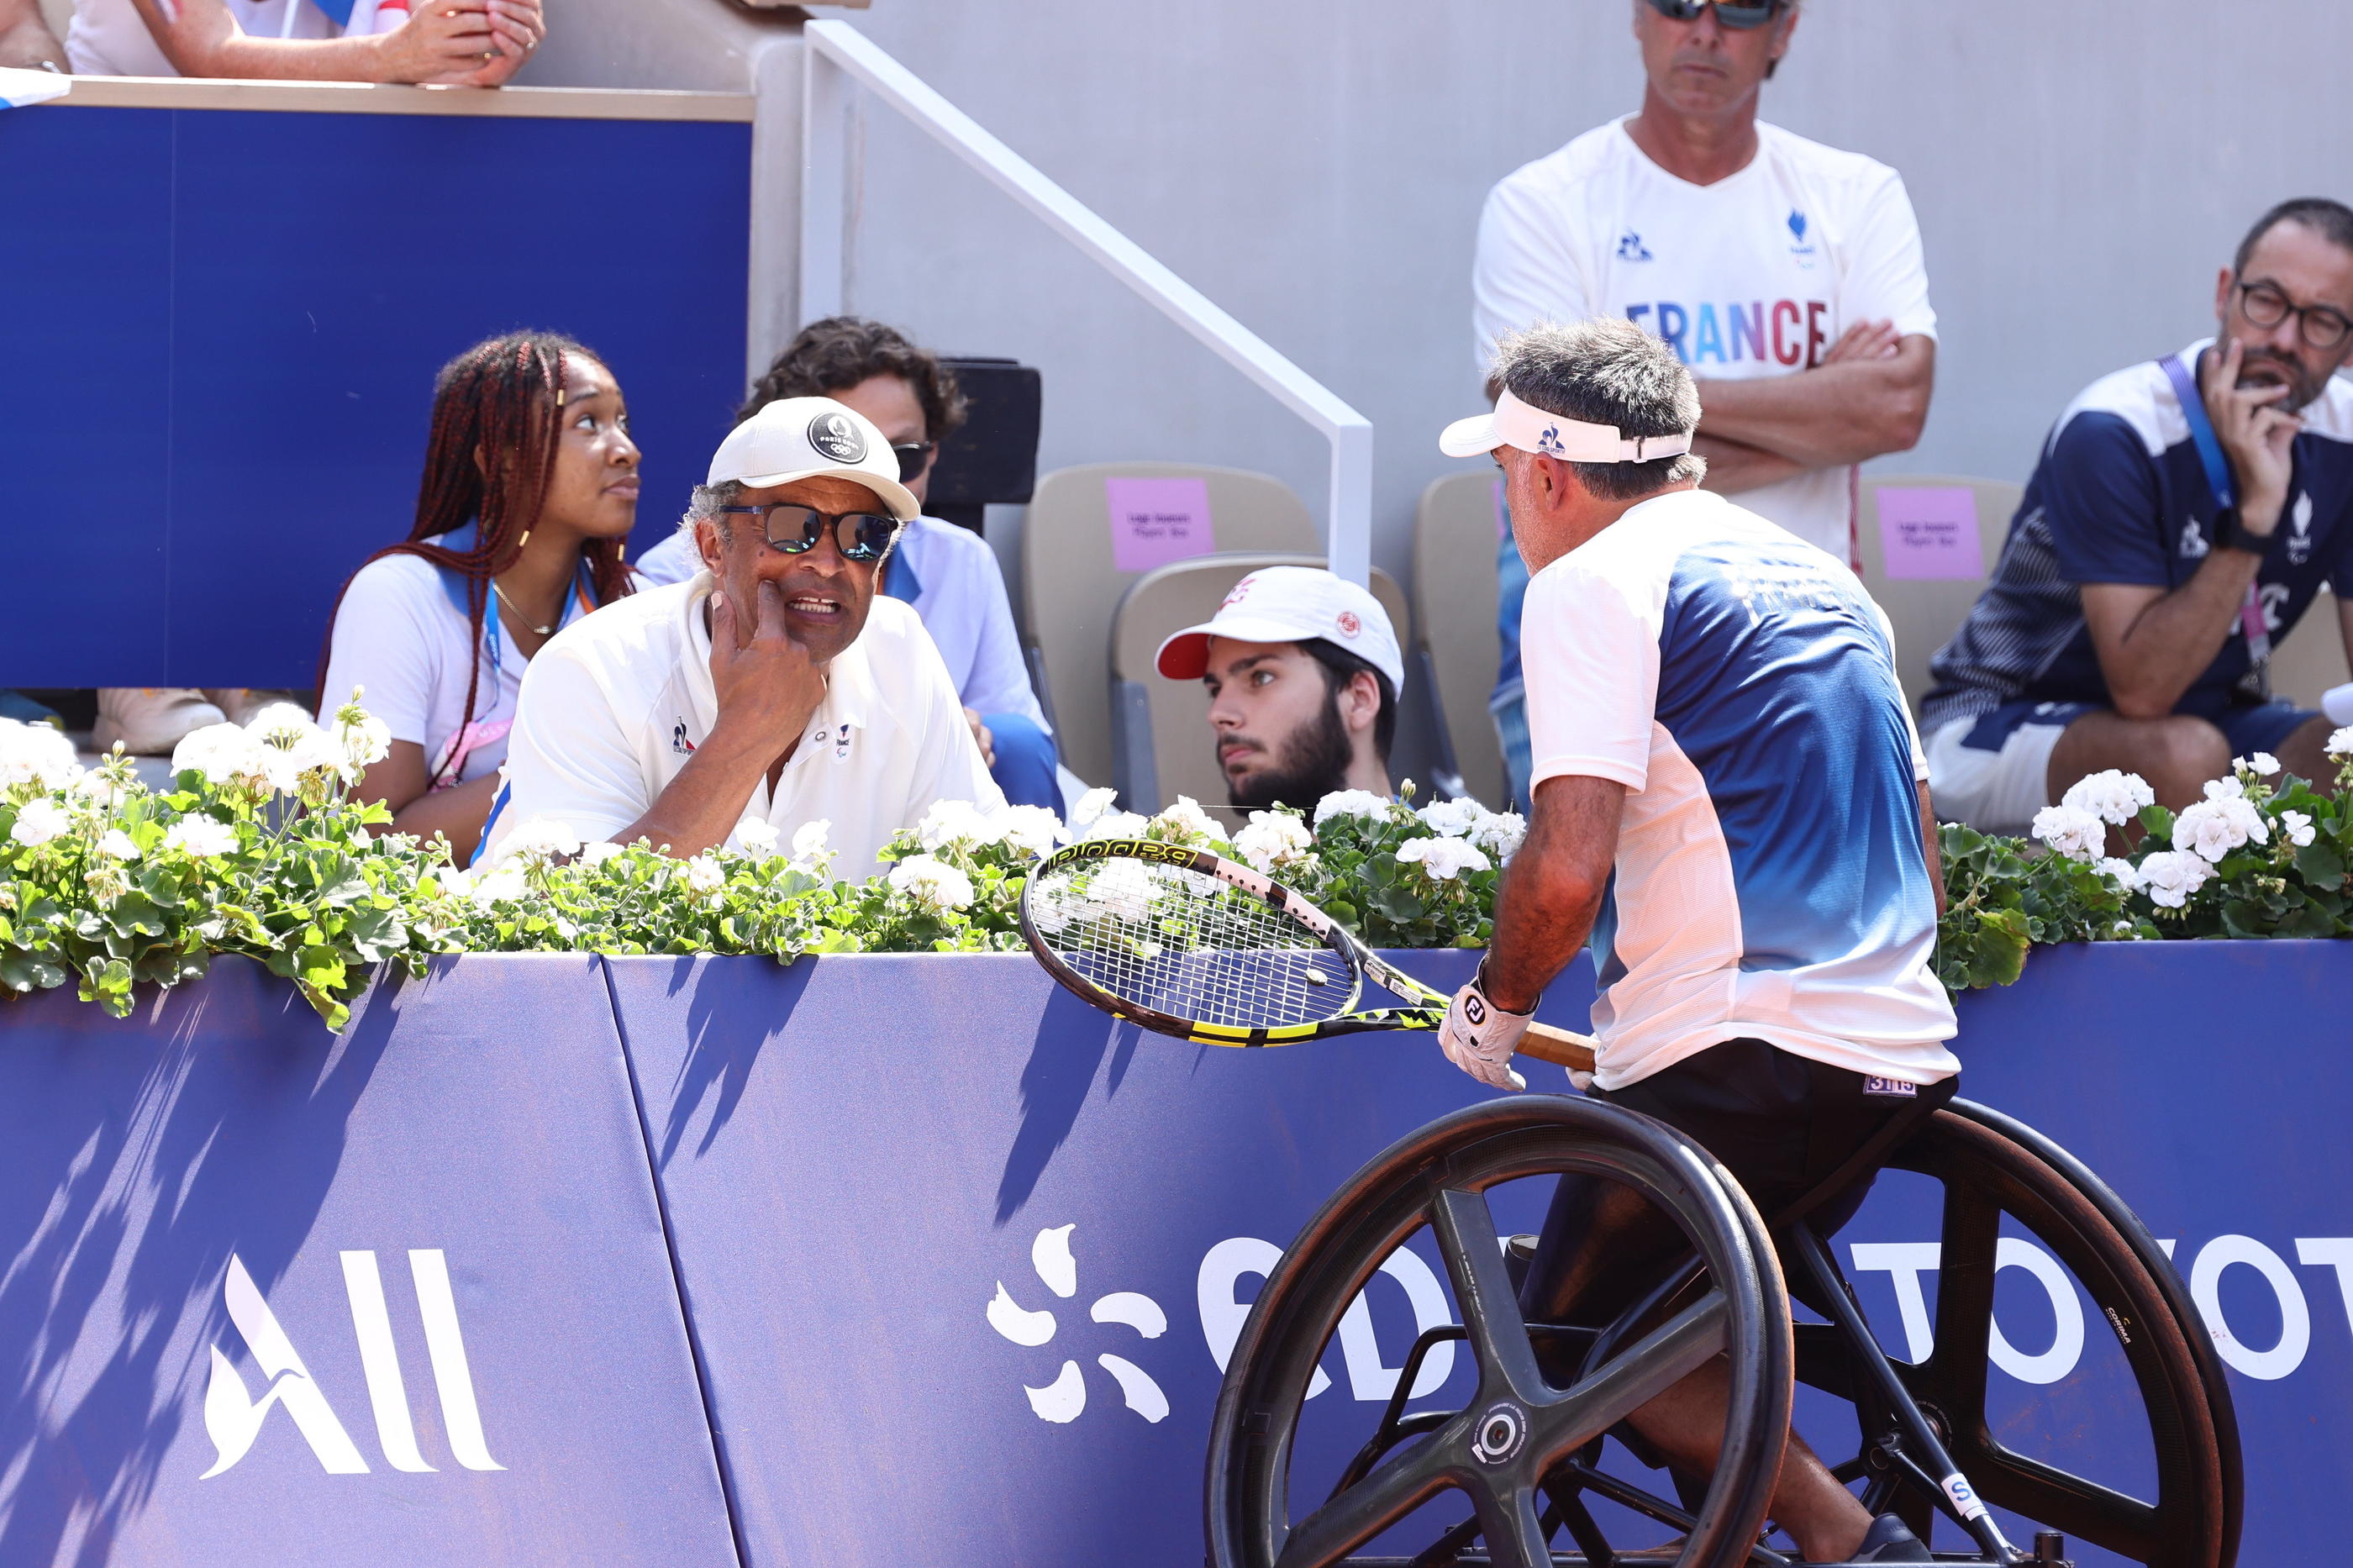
top-left (487, 573), bottom-right (1003, 879)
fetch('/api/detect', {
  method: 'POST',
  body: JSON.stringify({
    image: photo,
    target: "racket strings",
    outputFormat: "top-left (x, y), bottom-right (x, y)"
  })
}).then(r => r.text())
top-left (1029, 859), bottom-right (1355, 1029)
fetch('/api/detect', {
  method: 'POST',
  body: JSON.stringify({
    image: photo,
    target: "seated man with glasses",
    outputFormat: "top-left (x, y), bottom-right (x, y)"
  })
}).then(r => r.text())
top-left (1922, 197), bottom-right (2353, 828)
top-left (638, 318), bottom-right (1061, 813)
top-left (485, 396), bottom-right (1001, 877)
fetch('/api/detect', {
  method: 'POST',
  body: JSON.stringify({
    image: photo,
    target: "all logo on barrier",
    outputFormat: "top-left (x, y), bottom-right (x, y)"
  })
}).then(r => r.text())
top-left (203, 1250), bottom-right (502, 1478)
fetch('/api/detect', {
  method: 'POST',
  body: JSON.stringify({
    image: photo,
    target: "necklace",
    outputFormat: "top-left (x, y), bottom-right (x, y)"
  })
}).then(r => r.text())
top-left (492, 581), bottom-right (555, 637)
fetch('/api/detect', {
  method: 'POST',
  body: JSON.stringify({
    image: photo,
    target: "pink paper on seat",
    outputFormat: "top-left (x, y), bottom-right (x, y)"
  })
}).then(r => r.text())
top-left (1106, 477), bottom-right (1216, 572)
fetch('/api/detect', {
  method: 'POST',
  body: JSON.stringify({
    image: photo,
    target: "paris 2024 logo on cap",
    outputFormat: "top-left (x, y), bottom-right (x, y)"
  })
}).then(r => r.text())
top-left (808, 411), bottom-right (867, 465)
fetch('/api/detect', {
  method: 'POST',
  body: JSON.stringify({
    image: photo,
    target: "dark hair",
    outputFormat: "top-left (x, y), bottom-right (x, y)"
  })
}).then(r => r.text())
top-left (1300, 639), bottom-right (1397, 762)
top-left (2234, 197), bottom-right (2353, 276)
top-left (318, 329), bottom-right (634, 787)
top-left (739, 316), bottom-right (968, 437)
top-left (1491, 318), bottom-right (1706, 502)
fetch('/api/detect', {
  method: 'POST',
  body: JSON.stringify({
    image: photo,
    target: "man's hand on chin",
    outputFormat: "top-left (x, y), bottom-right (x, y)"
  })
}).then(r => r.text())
top-left (708, 581), bottom-right (828, 750)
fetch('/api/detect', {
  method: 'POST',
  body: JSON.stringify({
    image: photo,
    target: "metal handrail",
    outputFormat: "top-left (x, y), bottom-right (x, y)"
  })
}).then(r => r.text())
top-left (797, 19), bottom-right (1373, 585)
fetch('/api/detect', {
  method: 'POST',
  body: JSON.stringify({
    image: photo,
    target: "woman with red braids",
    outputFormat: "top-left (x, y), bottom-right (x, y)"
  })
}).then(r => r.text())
top-left (320, 330), bottom-right (640, 865)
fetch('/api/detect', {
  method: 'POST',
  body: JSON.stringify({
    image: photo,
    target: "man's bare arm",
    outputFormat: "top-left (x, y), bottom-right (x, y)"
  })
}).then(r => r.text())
top-left (1479, 774), bottom-right (1625, 1015)
top-left (1694, 332), bottom-right (1935, 471)
top-left (1692, 432), bottom-right (1807, 497)
top-left (2080, 557), bottom-right (2270, 720)
top-left (0, 0), bottom-right (64, 69)
top-left (122, 0), bottom-right (541, 84)
top-left (1918, 778), bottom-right (1945, 919)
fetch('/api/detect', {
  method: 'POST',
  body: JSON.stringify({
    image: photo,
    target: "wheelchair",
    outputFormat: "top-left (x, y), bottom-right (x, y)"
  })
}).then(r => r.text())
top-left (1205, 1094), bottom-right (2240, 1568)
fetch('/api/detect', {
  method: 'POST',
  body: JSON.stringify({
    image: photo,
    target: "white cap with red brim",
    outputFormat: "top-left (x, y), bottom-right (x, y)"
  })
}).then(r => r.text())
top-left (1154, 566), bottom-right (1404, 692)
top-left (1438, 387), bottom-right (1696, 464)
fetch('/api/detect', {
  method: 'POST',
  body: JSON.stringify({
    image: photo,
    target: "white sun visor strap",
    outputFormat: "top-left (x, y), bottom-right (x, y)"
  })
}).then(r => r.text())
top-left (1494, 388), bottom-right (1692, 462)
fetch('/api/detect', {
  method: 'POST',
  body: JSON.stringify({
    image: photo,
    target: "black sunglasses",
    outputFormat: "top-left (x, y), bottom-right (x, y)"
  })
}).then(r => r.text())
top-left (1644, 0), bottom-right (1783, 27)
top-left (719, 502), bottom-right (900, 563)
top-left (891, 441), bottom-right (935, 481)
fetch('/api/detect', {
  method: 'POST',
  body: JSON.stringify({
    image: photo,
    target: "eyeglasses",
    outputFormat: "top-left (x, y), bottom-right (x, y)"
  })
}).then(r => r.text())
top-left (1642, 0), bottom-right (1784, 27)
top-left (891, 441), bottom-right (935, 481)
top-left (2235, 280), bottom-right (2353, 351)
top-left (719, 502), bottom-right (900, 563)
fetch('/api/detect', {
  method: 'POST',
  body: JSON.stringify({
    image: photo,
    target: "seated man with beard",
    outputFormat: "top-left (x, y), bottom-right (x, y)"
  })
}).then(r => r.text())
top-left (1154, 566), bottom-right (1399, 811)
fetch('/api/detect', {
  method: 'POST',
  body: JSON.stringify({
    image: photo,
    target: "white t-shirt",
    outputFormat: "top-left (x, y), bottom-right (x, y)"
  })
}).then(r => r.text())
top-left (486, 574), bottom-right (1003, 880)
top-left (319, 547), bottom-right (600, 787)
top-left (1473, 118), bottom-right (1937, 560)
top-left (67, 0), bottom-right (345, 76)
top-left (636, 519), bottom-right (1049, 731)
top-left (1522, 487), bottom-right (1956, 1091)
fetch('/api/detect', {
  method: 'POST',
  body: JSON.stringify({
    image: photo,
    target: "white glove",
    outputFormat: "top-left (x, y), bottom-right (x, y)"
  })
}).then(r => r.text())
top-left (1440, 972), bottom-right (1530, 1092)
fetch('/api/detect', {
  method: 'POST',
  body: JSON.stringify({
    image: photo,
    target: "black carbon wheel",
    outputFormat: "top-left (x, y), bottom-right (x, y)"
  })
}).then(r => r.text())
top-left (1204, 1096), bottom-right (1793, 1568)
top-left (1808, 1101), bottom-right (2241, 1568)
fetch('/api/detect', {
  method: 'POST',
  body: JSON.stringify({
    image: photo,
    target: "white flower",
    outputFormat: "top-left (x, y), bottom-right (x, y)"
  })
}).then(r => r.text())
top-left (1079, 856), bottom-right (1157, 923)
top-left (96, 829), bottom-right (141, 860)
top-left (335, 711), bottom-right (392, 773)
top-left (2172, 796), bottom-right (2266, 864)
top-left (2282, 809), bottom-right (2317, 848)
top-left (2138, 850), bottom-right (2213, 909)
top-left (1313, 789), bottom-right (1393, 828)
top-left (2329, 726), bottom-right (2353, 759)
top-left (1234, 810), bottom-right (1315, 872)
top-left (2202, 776), bottom-right (2245, 802)
top-left (0, 718), bottom-right (83, 792)
top-left (469, 862), bottom-right (528, 906)
top-left (2096, 856), bottom-right (2140, 893)
top-left (1395, 834), bottom-right (1493, 881)
top-left (1074, 808), bottom-right (1150, 843)
top-left (579, 840), bottom-right (628, 867)
top-left (493, 816), bottom-right (582, 868)
top-left (1415, 797), bottom-right (1485, 838)
top-left (683, 855), bottom-right (727, 897)
top-left (2058, 770), bottom-right (2155, 826)
top-left (732, 819), bottom-right (782, 856)
top-left (788, 819), bottom-right (834, 877)
top-left (2029, 803), bottom-right (2105, 862)
top-left (919, 798), bottom-right (998, 850)
top-left (887, 853), bottom-right (976, 913)
top-left (1147, 795), bottom-right (1227, 846)
top-left (1467, 810), bottom-right (1528, 861)
top-left (2237, 752), bottom-right (2282, 778)
top-left (990, 804), bottom-right (1063, 859)
top-left (10, 797), bottom-right (71, 846)
top-left (1070, 786), bottom-right (1119, 829)
top-left (171, 723), bottom-right (269, 787)
top-left (161, 816), bottom-right (239, 859)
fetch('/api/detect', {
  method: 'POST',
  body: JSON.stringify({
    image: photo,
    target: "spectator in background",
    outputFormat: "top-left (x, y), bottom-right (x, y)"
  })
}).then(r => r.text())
top-left (1922, 198), bottom-right (2353, 828)
top-left (0, 0), bottom-right (65, 69)
top-left (1151, 567), bottom-right (1398, 811)
top-left (1471, 0), bottom-right (1934, 804)
top-left (638, 318), bottom-right (1062, 813)
top-left (319, 330), bottom-right (640, 865)
top-left (486, 397), bottom-right (1001, 877)
top-left (62, 0), bottom-right (540, 82)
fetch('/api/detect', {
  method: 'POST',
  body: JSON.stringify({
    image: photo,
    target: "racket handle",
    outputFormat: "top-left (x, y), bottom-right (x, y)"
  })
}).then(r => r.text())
top-left (1517, 1022), bottom-right (1597, 1075)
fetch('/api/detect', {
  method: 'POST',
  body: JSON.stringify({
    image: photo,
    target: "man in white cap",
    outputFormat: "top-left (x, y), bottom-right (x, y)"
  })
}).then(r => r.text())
top-left (1152, 566), bottom-right (1401, 811)
top-left (486, 396), bottom-right (1001, 877)
top-left (1435, 318), bottom-right (1955, 1565)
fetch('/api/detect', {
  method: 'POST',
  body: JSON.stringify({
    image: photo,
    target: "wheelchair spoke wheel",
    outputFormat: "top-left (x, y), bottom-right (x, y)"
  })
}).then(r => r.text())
top-left (1207, 1097), bottom-right (1793, 1568)
top-left (1820, 1101), bottom-right (2240, 1568)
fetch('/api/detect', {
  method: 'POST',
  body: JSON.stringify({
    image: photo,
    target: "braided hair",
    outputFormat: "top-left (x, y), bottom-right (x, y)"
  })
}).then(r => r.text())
top-left (318, 329), bottom-right (634, 787)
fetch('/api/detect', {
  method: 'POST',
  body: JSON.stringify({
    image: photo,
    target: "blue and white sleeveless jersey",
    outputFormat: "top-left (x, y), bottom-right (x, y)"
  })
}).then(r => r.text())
top-left (1523, 488), bottom-right (1960, 1091)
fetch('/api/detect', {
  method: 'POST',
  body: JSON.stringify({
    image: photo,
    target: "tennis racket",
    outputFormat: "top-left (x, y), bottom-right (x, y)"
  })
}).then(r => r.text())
top-left (1019, 838), bottom-right (1595, 1073)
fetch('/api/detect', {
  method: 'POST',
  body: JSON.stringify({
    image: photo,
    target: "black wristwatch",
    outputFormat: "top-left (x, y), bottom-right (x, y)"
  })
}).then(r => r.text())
top-left (2211, 508), bottom-right (2271, 558)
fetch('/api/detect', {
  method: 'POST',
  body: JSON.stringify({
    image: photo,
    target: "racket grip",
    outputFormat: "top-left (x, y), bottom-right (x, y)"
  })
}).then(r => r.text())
top-left (1517, 1022), bottom-right (1597, 1075)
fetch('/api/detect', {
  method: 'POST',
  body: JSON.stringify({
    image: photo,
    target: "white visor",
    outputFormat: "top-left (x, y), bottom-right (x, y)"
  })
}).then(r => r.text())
top-left (1438, 387), bottom-right (1695, 463)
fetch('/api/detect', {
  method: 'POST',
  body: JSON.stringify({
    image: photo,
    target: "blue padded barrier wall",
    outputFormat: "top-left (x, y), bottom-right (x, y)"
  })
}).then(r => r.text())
top-left (0, 956), bottom-right (737, 1567)
top-left (0, 104), bottom-right (750, 688)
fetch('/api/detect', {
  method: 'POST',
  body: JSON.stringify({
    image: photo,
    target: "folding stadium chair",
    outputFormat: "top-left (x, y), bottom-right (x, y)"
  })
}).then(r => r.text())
top-left (1108, 553), bottom-right (1410, 817)
top-left (1412, 470), bottom-right (1510, 810)
top-left (1856, 474), bottom-right (2023, 713)
top-left (1021, 463), bottom-right (1318, 790)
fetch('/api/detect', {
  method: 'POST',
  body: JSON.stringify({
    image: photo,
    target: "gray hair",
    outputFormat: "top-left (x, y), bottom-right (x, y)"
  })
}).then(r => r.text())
top-left (1489, 318), bottom-right (1706, 502)
top-left (677, 479), bottom-right (744, 538)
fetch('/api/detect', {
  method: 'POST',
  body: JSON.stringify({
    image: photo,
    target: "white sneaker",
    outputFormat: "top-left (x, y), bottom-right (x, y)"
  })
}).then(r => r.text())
top-left (92, 688), bottom-right (226, 755)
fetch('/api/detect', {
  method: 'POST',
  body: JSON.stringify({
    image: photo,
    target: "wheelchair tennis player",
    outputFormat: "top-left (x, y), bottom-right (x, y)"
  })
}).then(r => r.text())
top-left (1435, 319), bottom-right (1959, 1565)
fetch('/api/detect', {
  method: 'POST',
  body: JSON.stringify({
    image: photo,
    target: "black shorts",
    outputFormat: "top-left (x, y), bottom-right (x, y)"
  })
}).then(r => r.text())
top-left (1518, 1039), bottom-right (1957, 1329)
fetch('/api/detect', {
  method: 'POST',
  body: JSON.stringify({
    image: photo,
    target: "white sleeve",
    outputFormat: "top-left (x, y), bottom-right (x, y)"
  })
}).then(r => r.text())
top-left (942, 534), bottom-right (1050, 731)
top-left (908, 636), bottom-right (1007, 816)
top-left (319, 559), bottom-right (446, 749)
top-left (494, 645), bottom-right (653, 849)
top-left (1837, 167), bottom-right (1937, 342)
top-left (1471, 175), bottom-right (1593, 376)
top-left (1521, 561), bottom-right (1661, 793)
top-left (1873, 602), bottom-right (1931, 782)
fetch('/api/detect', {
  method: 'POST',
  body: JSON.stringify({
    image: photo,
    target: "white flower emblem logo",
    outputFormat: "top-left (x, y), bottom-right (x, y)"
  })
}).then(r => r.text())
top-left (987, 1223), bottom-right (1169, 1424)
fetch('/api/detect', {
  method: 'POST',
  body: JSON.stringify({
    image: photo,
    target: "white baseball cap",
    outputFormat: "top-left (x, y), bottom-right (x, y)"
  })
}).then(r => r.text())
top-left (1439, 387), bottom-right (1694, 464)
top-left (706, 396), bottom-right (922, 521)
top-left (1155, 566), bottom-right (1404, 691)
